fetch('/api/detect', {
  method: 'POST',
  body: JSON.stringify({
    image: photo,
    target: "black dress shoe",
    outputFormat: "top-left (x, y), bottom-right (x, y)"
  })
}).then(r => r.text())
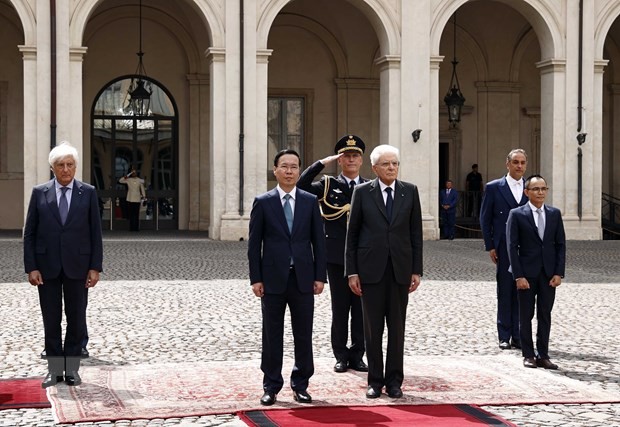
top-left (42, 372), bottom-right (64, 389)
top-left (65, 371), bottom-right (82, 386)
top-left (387, 387), bottom-right (403, 398)
top-left (293, 390), bottom-right (312, 403)
top-left (366, 386), bottom-right (382, 399)
top-left (523, 357), bottom-right (537, 368)
top-left (260, 392), bottom-right (277, 406)
top-left (40, 349), bottom-right (47, 359)
top-left (81, 348), bottom-right (90, 358)
top-left (510, 340), bottom-right (522, 349)
top-left (334, 360), bottom-right (348, 373)
top-left (536, 358), bottom-right (558, 370)
top-left (349, 360), bottom-right (368, 372)
top-left (499, 341), bottom-right (511, 350)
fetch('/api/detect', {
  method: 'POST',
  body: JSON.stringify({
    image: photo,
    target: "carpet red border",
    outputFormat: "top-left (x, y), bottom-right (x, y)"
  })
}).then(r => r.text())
top-left (0, 378), bottom-right (51, 410)
top-left (238, 404), bottom-right (519, 427)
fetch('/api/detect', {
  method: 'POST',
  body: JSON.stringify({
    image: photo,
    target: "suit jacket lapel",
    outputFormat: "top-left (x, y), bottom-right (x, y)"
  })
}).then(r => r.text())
top-left (370, 178), bottom-right (389, 222)
top-left (267, 188), bottom-right (291, 235)
top-left (44, 180), bottom-right (63, 225)
top-left (391, 180), bottom-right (405, 222)
top-left (525, 206), bottom-right (540, 239)
top-left (64, 181), bottom-right (84, 226)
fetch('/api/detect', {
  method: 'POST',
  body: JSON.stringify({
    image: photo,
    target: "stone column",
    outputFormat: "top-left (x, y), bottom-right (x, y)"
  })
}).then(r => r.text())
top-left (187, 74), bottom-right (210, 230)
top-left (206, 47), bottom-right (227, 239)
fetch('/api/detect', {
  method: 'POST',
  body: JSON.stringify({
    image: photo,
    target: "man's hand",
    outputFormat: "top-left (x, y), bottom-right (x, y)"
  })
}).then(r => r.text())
top-left (409, 274), bottom-right (421, 293)
top-left (314, 281), bottom-right (324, 295)
top-left (549, 275), bottom-right (562, 287)
top-left (252, 282), bottom-right (264, 297)
top-left (86, 270), bottom-right (100, 288)
top-left (488, 249), bottom-right (498, 265)
top-left (516, 277), bottom-right (530, 290)
top-left (319, 153), bottom-right (343, 166)
top-left (28, 270), bottom-right (43, 286)
top-left (348, 275), bottom-right (362, 296)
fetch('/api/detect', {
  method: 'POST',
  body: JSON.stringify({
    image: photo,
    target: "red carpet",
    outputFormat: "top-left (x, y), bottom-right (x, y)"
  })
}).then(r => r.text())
top-left (0, 378), bottom-right (50, 410)
top-left (239, 404), bottom-right (518, 426)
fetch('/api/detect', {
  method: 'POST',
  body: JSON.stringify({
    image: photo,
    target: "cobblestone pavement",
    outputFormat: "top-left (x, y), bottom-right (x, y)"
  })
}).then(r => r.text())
top-left (1, 231), bottom-right (618, 426)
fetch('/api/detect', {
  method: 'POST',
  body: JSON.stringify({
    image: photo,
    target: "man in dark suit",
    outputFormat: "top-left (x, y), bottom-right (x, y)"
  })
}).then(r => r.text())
top-left (345, 144), bottom-right (423, 400)
top-left (480, 149), bottom-right (528, 351)
top-left (248, 149), bottom-right (327, 406)
top-left (439, 179), bottom-right (458, 239)
top-left (23, 141), bottom-right (103, 388)
top-left (298, 135), bottom-right (368, 374)
top-left (507, 174), bottom-right (565, 370)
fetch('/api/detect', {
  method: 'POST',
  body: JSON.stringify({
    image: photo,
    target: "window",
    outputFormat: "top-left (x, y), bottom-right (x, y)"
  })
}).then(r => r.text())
top-left (267, 97), bottom-right (304, 170)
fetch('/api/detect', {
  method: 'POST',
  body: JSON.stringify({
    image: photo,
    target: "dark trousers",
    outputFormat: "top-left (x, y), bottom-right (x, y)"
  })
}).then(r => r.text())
top-left (261, 270), bottom-right (314, 394)
top-left (37, 272), bottom-right (87, 373)
top-left (496, 242), bottom-right (520, 342)
top-left (128, 201), bottom-right (140, 231)
top-left (518, 271), bottom-right (556, 359)
top-left (441, 209), bottom-right (456, 239)
top-left (361, 260), bottom-right (409, 390)
top-left (327, 263), bottom-right (364, 363)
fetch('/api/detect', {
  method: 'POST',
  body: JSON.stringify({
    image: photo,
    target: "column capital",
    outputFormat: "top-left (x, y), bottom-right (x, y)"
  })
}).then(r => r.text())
top-left (206, 47), bottom-right (226, 63)
top-left (430, 55), bottom-right (444, 70)
top-left (375, 55), bottom-right (400, 71)
top-left (257, 49), bottom-right (273, 64)
top-left (18, 45), bottom-right (36, 60)
top-left (594, 59), bottom-right (609, 75)
top-left (69, 47), bottom-right (88, 62)
top-left (535, 58), bottom-right (566, 74)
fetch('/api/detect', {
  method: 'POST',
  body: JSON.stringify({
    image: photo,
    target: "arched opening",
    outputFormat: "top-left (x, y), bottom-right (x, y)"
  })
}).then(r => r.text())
top-left (91, 75), bottom-right (178, 230)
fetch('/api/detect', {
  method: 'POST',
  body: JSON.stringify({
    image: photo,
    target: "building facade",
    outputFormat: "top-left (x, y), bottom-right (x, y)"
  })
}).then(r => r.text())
top-left (1, 0), bottom-right (619, 240)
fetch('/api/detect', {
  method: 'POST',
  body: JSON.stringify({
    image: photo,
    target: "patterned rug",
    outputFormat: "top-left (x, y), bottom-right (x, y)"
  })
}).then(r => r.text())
top-left (48, 355), bottom-right (619, 424)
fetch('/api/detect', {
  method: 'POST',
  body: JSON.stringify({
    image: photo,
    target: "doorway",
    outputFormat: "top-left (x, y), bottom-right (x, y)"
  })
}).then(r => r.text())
top-left (91, 76), bottom-right (178, 230)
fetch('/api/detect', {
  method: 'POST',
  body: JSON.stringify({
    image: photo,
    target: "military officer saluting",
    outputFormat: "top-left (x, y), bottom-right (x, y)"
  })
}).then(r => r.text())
top-left (298, 135), bottom-right (369, 373)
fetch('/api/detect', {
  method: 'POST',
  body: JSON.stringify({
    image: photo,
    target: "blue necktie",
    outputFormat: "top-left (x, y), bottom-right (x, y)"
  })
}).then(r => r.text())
top-left (385, 187), bottom-right (393, 221)
top-left (59, 186), bottom-right (69, 225)
top-left (283, 194), bottom-right (293, 233)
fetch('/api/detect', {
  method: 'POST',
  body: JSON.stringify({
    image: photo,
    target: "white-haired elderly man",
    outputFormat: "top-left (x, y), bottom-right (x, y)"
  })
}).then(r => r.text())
top-left (345, 144), bottom-right (423, 400)
top-left (24, 141), bottom-right (103, 388)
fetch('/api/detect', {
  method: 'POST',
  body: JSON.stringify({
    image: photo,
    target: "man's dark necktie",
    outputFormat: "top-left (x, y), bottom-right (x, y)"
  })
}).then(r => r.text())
top-left (283, 194), bottom-right (293, 233)
top-left (349, 180), bottom-right (356, 192)
top-left (59, 186), bottom-right (69, 225)
top-left (385, 187), bottom-right (393, 221)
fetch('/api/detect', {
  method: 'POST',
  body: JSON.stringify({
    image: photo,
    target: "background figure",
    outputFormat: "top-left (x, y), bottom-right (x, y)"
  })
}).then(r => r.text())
top-left (297, 134), bottom-right (368, 374)
top-left (439, 179), bottom-right (458, 240)
top-left (480, 149), bottom-right (528, 351)
top-left (346, 144), bottom-right (423, 400)
top-left (507, 174), bottom-right (565, 370)
top-left (465, 164), bottom-right (483, 217)
top-left (119, 169), bottom-right (146, 231)
top-left (248, 149), bottom-right (327, 406)
top-left (23, 141), bottom-right (103, 388)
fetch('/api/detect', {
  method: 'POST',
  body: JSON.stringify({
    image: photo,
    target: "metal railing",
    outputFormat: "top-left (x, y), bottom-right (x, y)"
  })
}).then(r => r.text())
top-left (602, 192), bottom-right (620, 239)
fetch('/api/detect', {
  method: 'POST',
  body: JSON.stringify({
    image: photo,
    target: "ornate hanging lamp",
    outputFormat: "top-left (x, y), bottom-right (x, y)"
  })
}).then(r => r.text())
top-left (127, 0), bottom-right (151, 116)
top-left (444, 12), bottom-right (466, 127)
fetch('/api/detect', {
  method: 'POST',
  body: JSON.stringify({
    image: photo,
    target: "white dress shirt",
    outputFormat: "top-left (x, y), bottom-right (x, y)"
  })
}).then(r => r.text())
top-left (506, 174), bottom-right (523, 203)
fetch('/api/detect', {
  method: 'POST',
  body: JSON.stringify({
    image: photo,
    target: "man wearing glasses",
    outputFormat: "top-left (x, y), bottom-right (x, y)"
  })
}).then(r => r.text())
top-left (506, 174), bottom-right (565, 370)
top-left (248, 149), bottom-right (326, 406)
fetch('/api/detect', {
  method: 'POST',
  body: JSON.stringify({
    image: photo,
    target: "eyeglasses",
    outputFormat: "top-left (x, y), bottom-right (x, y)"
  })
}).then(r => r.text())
top-left (277, 164), bottom-right (299, 172)
top-left (527, 187), bottom-right (548, 193)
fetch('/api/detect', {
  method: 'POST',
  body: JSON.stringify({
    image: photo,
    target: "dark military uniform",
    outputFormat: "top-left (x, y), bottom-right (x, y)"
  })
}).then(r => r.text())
top-left (297, 135), bottom-right (368, 368)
